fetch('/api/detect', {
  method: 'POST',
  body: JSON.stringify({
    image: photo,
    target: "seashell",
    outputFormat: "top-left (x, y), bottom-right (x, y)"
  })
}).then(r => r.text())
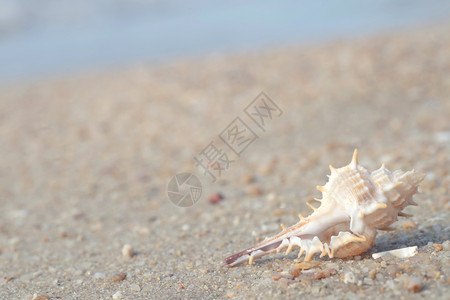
top-left (372, 246), bottom-right (418, 259)
top-left (224, 150), bottom-right (425, 267)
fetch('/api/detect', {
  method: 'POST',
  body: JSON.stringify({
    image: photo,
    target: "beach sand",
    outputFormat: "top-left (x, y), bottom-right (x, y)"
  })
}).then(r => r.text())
top-left (0, 24), bottom-right (449, 299)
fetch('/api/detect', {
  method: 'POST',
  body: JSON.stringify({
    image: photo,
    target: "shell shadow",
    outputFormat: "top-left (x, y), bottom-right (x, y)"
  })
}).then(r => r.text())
top-left (370, 225), bottom-right (449, 253)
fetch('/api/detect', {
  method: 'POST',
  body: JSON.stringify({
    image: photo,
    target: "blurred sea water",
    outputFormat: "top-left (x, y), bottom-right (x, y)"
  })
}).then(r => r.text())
top-left (0, 0), bottom-right (450, 85)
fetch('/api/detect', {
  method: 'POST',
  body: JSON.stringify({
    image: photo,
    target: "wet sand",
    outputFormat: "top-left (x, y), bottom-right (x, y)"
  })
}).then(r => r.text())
top-left (0, 24), bottom-right (449, 299)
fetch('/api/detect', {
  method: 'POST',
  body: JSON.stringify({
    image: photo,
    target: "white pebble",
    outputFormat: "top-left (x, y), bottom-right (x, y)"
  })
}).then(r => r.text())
top-left (130, 283), bottom-right (141, 292)
top-left (376, 273), bottom-right (385, 281)
top-left (442, 240), bottom-right (450, 251)
top-left (385, 279), bottom-right (397, 291)
top-left (112, 291), bottom-right (122, 299)
top-left (94, 272), bottom-right (105, 280)
top-left (122, 244), bottom-right (135, 258)
top-left (344, 272), bottom-right (357, 284)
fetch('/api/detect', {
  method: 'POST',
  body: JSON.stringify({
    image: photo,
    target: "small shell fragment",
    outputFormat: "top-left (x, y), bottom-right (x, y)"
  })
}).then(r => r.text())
top-left (372, 246), bottom-right (418, 259)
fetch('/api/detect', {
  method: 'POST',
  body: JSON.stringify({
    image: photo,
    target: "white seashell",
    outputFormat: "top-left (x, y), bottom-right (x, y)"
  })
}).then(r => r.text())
top-left (224, 149), bottom-right (425, 267)
top-left (372, 246), bottom-right (418, 259)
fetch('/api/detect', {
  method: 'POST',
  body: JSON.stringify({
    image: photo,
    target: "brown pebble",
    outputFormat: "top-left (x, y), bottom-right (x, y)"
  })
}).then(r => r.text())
top-left (434, 272), bottom-right (441, 279)
top-left (433, 243), bottom-right (443, 252)
top-left (400, 263), bottom-right (412, 273)
top-left (385, 265), bottom-right (400, 278)
top-left (247, 186), bottom-right (262, 196)
top-left (226, 292), bottom-right (235, 298)
top-left (288, 267), bottom-right (302, 277)
top-left (241, 174), bottom-right (255, 184)
top-left (311, 268), bottom-right (337, 280)
top-left (368, 269), bottom-right (377, 279)
top-left (59, 232), bottom-right (69, 238)
top-left (407, 277), bottom-right (423, 293)
top-left (272, 274), bottom-right (282, 281)
top-left (278, 278), bottom-right (295, 288)
top-left (208, 193), bottom-right (224, 204)
top-left (178, 285), bottom-right (184, 290)
top-left (272, 209), bottom-right (285, 217)
top-left (293, 261), bottom-right (321, 270)
top-left (110, 272), bottom-right (127, 282)
top-left (301, 277), bottom-right (312, 285)
top-left (402, 220), bottom-right (418, 230)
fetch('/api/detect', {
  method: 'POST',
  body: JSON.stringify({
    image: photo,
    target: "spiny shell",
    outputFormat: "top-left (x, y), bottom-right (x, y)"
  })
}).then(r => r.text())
top-left (224, 149), bottom-right (425, 267)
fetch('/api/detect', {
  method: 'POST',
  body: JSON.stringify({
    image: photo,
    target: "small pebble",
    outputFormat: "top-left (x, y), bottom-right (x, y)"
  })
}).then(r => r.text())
top-left (433, 243), bottom-right (443, 252)
top-left (130, 283), bottom-right (141, 292)
top-left (272, 208), bottom-right (284, 217)
top-left (288, 267), bottom-right (302, 277)
top-left (386, 279), bottom-right (397, 291)
top-left (363, 278), bottom-right (373, 285)
top-left (442, 240), bottom-right (450, 251)
top-left (385, 265), bottom-right (400, 279)
top-left (94, 272), bottom-right (105, 280)
top-left (402, 220), bottom-right (418, 230)
top-left (247, 186), bottom-right (262, 196)
top-left (208, 192), bottom-right (224, 204)
top-left (32, 295), bottom-right (49, 300)
top-left (272, 274), bottom-right (282, 281)
top-left (240, 174), bottom-right (255, 184)
top-left (278, 278), bottom-right (295, 288)
top-left (310, 268), bottom-right (337, 280)
top-left (110, 272), bottom-right (127, 282)
top-left (368, 269), bottom-right (377, 279)
top-left (112, 291), bottom-right (122, 299)
top-left (293, 261), bottom-right (321, 270)
top-left (406, 277), bottom-right (423, 293)
top-left (122, 244), bottom-right (135, 258)
top-left (344, 272), bottom-right (357, 284)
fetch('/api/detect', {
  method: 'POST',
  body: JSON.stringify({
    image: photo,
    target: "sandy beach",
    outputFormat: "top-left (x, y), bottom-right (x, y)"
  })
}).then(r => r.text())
top-left (0, 23), bottom-right (449, 299)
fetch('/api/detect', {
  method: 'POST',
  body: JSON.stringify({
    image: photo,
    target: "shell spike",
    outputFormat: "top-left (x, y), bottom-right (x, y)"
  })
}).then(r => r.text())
top-left (329, 165), bottom-right (337, 174)
top-left (398, 212), bottom-right (412, 218)
top-left (306, 202), bottom-right (318, 212)
top-left (380, 163), bottom-right (386, 169)
top-left (285, 243), bottom-right (295, 255)
top-left (350, 149), bottom-right (358, 168)
top-left (316, 185), bottom-right (327, 193)
top-left (409, 200), bottom-right (418, 206)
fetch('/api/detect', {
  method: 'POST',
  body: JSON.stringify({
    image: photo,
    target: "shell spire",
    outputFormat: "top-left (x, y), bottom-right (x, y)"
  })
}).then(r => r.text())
top-left (350, 148), bottom-right (358, 168)
top-left (224, 150), bottom-right (424, 267)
